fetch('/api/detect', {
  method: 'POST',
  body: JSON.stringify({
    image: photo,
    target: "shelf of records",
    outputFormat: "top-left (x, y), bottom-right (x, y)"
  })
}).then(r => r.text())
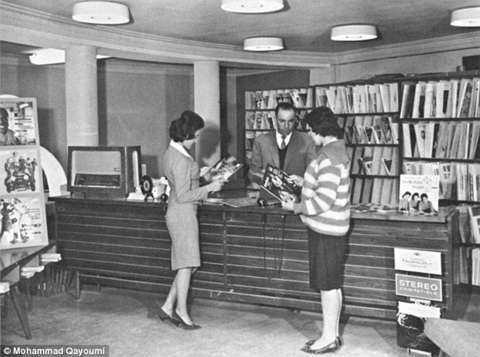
top-left (243, 74), bottom-right (480, 209)
top-left (470, 248), bottom-right (480, 286)
top-left (349, 146), bottom-right (399, 176)
top-left (245, 87), bottom-right (314, 110)
top-left (350, 177), bottom-right (399, 207)
top-left (455, 245), bottom-right (480, 286)
top-left (340, 115), bottom-right (399, 145)
top-left (403, 161), bottom-right (480, 203)
top-left (245, 109), bottom-right (311, 132)
top-left (455, 205), bottom-right (480, 285)
top-left (400, 77), bottom-right (480, 119)
top-left (401, 121), bottom-right (480, 159)
top-left (245, 81), bottom-right (400, 114)
top-left (315, 82), bottom-right (399, 114)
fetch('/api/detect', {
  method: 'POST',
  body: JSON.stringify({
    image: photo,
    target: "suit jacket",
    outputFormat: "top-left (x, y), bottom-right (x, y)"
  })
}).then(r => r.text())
top-left (248, 131), bottom-right (317, 185)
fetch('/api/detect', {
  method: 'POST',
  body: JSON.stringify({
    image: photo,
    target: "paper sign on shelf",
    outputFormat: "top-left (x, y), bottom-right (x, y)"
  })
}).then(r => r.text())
top-left (394, 247), bottom-right (442, 275)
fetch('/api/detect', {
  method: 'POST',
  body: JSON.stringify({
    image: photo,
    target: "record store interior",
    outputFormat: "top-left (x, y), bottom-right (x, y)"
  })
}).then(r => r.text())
top-left (1, 1), bottom-right (480, 356)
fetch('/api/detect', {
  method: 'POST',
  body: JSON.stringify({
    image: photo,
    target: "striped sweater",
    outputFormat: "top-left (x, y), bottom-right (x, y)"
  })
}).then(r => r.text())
top-left (293, 140), bottom-right (350, 236)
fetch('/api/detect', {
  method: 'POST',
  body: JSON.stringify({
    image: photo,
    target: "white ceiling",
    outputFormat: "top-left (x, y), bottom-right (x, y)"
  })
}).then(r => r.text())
top-left (2, 0), bottom-right (480, 53)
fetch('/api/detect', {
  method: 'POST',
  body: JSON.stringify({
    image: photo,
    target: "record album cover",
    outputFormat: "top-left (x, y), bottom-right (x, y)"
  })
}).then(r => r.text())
top-left (399, 174), bottom-right (439, 214)
top-left (261, 164), bottom-right (302, 203)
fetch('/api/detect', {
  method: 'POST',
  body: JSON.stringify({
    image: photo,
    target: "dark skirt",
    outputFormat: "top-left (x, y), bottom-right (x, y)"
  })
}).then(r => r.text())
top-left (307, 228), bottom-right (347, 291)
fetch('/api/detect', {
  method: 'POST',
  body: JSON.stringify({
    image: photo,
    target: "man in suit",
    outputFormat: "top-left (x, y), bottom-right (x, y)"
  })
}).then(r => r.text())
top-left (248, 102), bottom-right (317, 187)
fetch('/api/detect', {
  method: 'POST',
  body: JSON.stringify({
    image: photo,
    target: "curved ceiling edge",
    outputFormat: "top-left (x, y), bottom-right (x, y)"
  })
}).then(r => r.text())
top-left (0, 2), bottom-right (333, 68)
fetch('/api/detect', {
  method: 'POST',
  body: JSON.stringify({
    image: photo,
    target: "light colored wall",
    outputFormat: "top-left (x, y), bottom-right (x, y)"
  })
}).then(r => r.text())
top-left (1, 60), bottom-right (20, 96)
top-left (98, 60), bottom-right (193, 177)
top-left (0, 58), bottom-right (193, 177)
top-left (309, 67), bottom-right (335, 85)
top-left (335, 48), bottom-right (480, 82)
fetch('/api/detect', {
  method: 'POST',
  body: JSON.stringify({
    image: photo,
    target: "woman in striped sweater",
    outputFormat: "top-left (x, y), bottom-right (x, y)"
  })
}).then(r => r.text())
top-left (282, 106), bottom-right (350, 354)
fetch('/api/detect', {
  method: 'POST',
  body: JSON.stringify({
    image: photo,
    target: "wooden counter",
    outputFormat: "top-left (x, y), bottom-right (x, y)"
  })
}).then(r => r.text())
top-left (50, 197), bottom-right (460, 320)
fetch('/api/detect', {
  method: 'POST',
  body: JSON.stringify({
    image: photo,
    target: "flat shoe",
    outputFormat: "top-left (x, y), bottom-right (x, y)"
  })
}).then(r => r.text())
top-left (303, 337), bottom-right (342, 351)
top-left (303, 338), bottom-right (341, 354)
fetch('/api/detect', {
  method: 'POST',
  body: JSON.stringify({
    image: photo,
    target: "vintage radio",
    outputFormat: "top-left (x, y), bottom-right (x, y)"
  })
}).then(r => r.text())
top-left (67, 146), bottom-right (141, 198)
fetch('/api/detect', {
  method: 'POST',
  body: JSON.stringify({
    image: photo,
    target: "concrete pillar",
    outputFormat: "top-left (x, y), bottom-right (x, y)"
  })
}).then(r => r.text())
top-left (194, 61), bottom-right (220, 166)
top-left (65, 45), bottom-right (98, 146)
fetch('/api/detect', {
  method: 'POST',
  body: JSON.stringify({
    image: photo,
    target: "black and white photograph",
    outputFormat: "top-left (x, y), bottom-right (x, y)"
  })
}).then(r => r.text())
top-left (1, 1), bottom-right (480, 356)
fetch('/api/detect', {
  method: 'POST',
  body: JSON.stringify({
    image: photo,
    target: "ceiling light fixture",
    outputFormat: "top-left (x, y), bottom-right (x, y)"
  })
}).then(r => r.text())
top-left (451, 7), bottom-right (480, 27)
top-left (29, 48), bottom-right (110, 65)
top-left (330, 24), bottom-right (378, 41)
top-left (72, 1), bottom-right (130, 25)
top-left (221, 0), bottom-right (283, 14)
top-left (243, 37), bottom-right (284, 51)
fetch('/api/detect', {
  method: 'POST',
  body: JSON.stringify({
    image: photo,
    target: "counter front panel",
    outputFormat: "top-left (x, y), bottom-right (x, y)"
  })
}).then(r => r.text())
top-left (52, 197), bottom-right (457, 320)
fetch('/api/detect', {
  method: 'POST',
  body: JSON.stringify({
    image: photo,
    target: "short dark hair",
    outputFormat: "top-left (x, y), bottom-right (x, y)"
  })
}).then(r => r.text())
top-left (169, 110), bottom-right (205, 142)
top-left (275, 102), bottom-right (296, 116)
top-left (304, 106), bottom-right (342, 138)
top-left (402, 191), bottom-right (411, 198)
top-left (421, 193), bottom-right (428, 200)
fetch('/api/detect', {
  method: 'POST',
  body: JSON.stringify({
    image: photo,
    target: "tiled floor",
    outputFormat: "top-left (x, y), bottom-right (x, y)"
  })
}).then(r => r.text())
top-left (2, 286), bottom-right (479, 357)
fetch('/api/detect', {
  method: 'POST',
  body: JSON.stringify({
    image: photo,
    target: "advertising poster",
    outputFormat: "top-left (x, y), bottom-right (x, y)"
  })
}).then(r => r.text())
top-left (0, 98), bottom-right (47, 250)
top-left (0, 149), bottom-right (41, 194)
top-left (0, 195), bottom-right (46, 249)
top-left (0, 100), bottom-right (37, 145)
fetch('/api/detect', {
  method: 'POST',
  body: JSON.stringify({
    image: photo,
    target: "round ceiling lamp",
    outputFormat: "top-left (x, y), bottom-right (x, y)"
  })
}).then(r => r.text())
top-left (330, 24), bottom-right (378, 41)
top-left (72, 1), bottom-right (130, 25)
top-left (28, 48), bottom-right (110, 65)
top-left (243, 37), bottom-right (284, 51)
top-left (451, 7), bottom-right (480, 27)
top-left (221, 0), bottom-right (284, 14)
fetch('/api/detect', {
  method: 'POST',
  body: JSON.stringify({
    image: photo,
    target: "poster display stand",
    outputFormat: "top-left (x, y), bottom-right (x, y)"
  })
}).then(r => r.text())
top-left (0, 98), bottom-right (48, 249)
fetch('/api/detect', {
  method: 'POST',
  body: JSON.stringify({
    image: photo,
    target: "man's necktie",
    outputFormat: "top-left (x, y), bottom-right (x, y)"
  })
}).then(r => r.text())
top-left (280, 135), bottom-right (286, 149)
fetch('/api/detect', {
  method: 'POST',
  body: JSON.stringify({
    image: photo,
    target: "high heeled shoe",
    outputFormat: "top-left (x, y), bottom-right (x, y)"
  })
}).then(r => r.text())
top-left (173, 312), bottom-right (201, 330)
top-left (158, 308), bottom-right (179, 326)
top-left (302, 337), bottom-right (342, 354)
